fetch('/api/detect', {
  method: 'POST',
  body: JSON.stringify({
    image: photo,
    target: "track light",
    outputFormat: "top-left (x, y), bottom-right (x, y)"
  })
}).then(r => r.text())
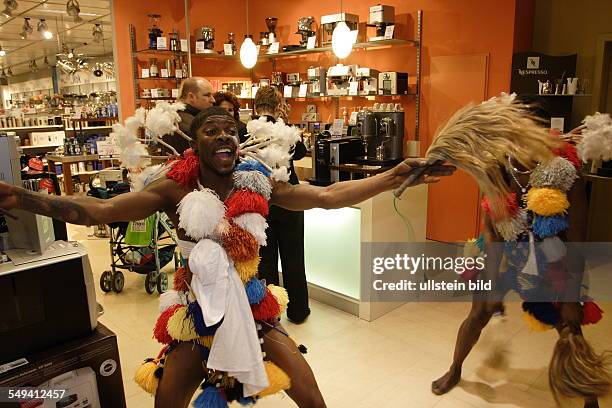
top-left (92, 23), bottom-right (103, 43)
top-left (66, 0), bottom-right (82, 23)
top-left (0, 45), bottom-right (6, 57)
top-left (7, 66), bottom-right (12, 76)
top-left (37, 19), bottom-right (53, 40)
top-left (44, 56), bottom-right (49, 65)
top-left (0, 67), bottom-right (5, 77)
top-left (29, 59), bottom-right (38, 72)
top-left (1, 0), bottom-right (17, 18)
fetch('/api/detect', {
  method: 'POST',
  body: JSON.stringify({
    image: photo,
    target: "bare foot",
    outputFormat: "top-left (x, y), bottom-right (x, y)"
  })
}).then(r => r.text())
top-left (432, 369), bottom-right (461, 395)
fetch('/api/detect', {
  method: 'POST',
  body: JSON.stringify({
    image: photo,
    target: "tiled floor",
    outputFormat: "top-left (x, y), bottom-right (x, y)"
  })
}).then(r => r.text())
top-left (68, 225), bottom-right (612, 408)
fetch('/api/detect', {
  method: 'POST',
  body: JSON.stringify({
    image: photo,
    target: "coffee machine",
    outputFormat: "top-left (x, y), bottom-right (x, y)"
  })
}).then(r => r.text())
top-left (320, 13), bottom-right (359, 46)
top-left (378, 72), bottom-right (409, 95)
top-left (356, 107), bottom-right (404, 165)
top-left (309, 132), bottom-right (364, 186)
top-left (265, 17), bottom-right (278, 44)
top-left (194, 27), bottom-right (215, 53)
top-left (307, 66), bottom-right (327, 96)
top-left (326, 64), bottom-right (357, 96)
top-left (296, 16), bottom-right (316, 47)
top-left (367, 4), bottom-right (395, 41)
top-left (356, 67), bottom-right (379, 95)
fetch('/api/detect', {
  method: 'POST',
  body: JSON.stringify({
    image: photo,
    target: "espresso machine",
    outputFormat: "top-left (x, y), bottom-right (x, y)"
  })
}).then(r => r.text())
top-left (296, 16), bottom-right (316, 47)
top-left (195, 27), bottom-right (215, 53)
top-left (194, 26), bottom-right (215, 53)
top-left (326, 64), bottom-right (357, 96)
top-left (265, 17), bottom-right (278, 44)
top-left (356, 107), bottom-right (405, 166)
top-left (307, 66), bottom-right (327, 96)
top-left (309, 131), bottom-right (364, 186)
top-left (320, 13), bottom-right (359, 46)
top-left (356, 67), bottom-right (379, 95)
top-left (367, 4), bottom-right (395, 41)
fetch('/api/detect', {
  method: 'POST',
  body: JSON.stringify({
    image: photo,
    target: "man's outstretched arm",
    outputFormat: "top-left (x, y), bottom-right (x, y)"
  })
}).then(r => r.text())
top-left (0, 179), bottom-right (174, 226)
top-left (271, 159), bottom-right (455, 211)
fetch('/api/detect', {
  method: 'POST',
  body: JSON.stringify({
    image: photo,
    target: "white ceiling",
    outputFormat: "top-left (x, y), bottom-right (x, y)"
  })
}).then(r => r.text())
top-left (0, 0), bottom-right (112, 75)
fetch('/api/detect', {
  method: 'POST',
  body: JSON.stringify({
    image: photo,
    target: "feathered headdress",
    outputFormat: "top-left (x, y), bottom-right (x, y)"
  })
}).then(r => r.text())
top-left (577, 112), bottom-right (612, 163)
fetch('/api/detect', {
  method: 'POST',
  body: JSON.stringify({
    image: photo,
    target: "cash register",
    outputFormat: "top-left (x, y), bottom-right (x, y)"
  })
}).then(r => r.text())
top-left (0, 132), bottom-right (98, 364)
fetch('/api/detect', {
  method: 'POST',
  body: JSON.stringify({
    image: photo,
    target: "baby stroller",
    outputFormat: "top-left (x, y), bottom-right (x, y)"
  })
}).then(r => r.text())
top-left (88, 177), bottom-right (179, 294)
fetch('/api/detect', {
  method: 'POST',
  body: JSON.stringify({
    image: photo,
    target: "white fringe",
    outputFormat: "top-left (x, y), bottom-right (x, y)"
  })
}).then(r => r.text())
top-left (177, 189), bottom-right (226, 240)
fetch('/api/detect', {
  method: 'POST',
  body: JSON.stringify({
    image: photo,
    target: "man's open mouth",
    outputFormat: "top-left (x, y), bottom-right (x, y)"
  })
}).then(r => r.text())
top-left (213, 147), bottom-right (236, 161)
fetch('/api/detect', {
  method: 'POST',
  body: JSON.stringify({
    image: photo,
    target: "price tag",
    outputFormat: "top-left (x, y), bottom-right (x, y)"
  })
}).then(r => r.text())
top-left (331, 119), bottom-right (344, 137)
top-left (268, 42), bottom-right (280, 54)
top-left (298, 84), bottom-right (308, 97)
top-left (151, 88), bottom-right (159, 98)
top-left (252, 86), bottom-right (260, 97)
top-left (171, 88), bottom-right (179, 98)
top-left (256, 45), bottom-right (261, 54)
top-left (195, 41), bottom-right (206, 54)
top-left (550, 117), bottom-right (564, 132)
top-left (283, 86), bottom-right (293, 98)
top-left (240, 89), bottom-right (250, 98)
top-left (384, 25), bottom-right (395, 39)
top-left (157, 37), bottom-right (168, 50)
top-left (180, 39), bottom-right (189, 52)
top-left (160, 69), bottom-right (169, 78)
top-left (223, 44), bottom-right (234, 56)
top-left (306, 36), bottom-right (317, 49)
top-left (64, 107), bottom-right (71, 115)
top-left (350, 30), bottom-right (358, 44)
top-left (175, 69), bottom-right (183, 79)
top-left (141, 68), bottom-right (150, 78)
top-left (349, 81), bottom-right (359, 96)
top-left (74, 107), bottom-right (83, 119)
top-left (349, 111), bottom-right (358, 125)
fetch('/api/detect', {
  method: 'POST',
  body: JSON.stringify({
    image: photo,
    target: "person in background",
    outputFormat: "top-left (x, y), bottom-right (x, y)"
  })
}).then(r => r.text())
top-left (161, 77), bottom-right (215, 154)
top-left (213, 90), bottom-right (248, 142)
top-left (254, 86), bottom-right (310, 323)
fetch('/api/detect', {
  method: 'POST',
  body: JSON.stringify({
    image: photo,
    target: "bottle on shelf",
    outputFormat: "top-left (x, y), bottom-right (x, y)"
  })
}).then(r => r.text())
top-left (164, 59), bottom-right (173, 77)
top-left (150, 58), bottom-right (159, 77)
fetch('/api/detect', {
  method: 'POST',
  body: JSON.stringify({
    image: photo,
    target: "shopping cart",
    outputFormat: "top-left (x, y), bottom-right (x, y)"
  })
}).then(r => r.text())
top-left (88, 179), bottom-right (179, 294)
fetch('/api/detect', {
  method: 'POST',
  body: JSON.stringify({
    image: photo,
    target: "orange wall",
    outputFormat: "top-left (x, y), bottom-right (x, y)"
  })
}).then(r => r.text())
top-left (113, 0), bottom-right (521, 242)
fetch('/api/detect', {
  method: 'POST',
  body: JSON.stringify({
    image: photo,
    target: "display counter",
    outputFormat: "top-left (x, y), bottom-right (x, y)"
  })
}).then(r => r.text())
top-left (292, 158), bottom-right (428, 321)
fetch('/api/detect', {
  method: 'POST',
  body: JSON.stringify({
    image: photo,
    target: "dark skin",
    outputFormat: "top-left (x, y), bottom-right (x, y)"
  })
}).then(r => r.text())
top-left (0, 115), bottom-right (454, 408)
top-left (431, 161), bottom-right (598, 408)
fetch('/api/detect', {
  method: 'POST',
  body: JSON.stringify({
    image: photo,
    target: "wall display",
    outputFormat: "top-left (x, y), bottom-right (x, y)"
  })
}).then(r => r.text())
top-left (296, 17), bottom-right (316, 48)
top-left (367, 4), bottom-right (395, 41)
top-left (194, 26), bottom-right (216, 54)
top-left (147, 14), bottom-right (163, 50)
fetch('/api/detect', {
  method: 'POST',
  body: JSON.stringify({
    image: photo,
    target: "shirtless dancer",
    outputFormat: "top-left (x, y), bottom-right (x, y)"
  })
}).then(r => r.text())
top-left (0, 107), bottom-right (453, 408)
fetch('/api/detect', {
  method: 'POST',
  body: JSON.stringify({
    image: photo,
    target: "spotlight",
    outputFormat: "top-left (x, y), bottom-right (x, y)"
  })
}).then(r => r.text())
top-left (38, 19), bottom-right (53, 40)
top-left (29, 59), bottom-right (38, 72)
top-left (0, 67), bottom-right (5, 77)
top-left (0, 45), bottom-right (6, 57)
top-left (92, 23), bottom-right (103, 43)
top-left (66, 0), bottom-right (82, 23)
top-left (44, 56), bottom-right (49, 65)
top-left (1, 0), bottom-right (17, 18)
top-left (23, 17), bottom-right (33, 34)
top-left (7, 66), bottom-right (12, 76)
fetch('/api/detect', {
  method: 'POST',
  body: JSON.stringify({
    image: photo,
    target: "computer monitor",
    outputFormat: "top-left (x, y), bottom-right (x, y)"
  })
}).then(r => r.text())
top-left (0, 132), bottom-right (55, 255)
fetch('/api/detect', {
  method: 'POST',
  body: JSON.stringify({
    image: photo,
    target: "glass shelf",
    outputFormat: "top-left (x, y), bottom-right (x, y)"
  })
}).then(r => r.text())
top-left (137, 77), bottom-right (183, 81)
top-left (522, 94), bottom-right (593, 97)
top-left (237, 92), bottom-right (416, 101)
top-left (134, 49), bottom-right (187, 56)
top-left (138, 97), bottom-right (176, 101)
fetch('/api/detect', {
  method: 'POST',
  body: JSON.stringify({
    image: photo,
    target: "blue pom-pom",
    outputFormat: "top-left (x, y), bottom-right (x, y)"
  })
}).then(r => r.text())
top-left (194, 386), bottom-right (228, 408)
top-left (522, 302), bottom-right (559, 326)
top-left (475, 234), bottom-right (485, 252)
top-left (237, 160), bottom-right (271, 177)
top-left (186, 302), bottom-right (221, 336)
top-left (198, 344), bottom-right (210, 360)
top-left (245, 278), bottom-right (266, 305)
top-left (532, 215), bottom-right (569, 239)
top-left (238, 397), bottom-right (255, 405)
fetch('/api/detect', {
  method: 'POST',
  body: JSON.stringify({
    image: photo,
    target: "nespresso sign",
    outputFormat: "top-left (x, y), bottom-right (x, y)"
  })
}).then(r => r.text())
top-left (510, 52), bottom-right (577, 94)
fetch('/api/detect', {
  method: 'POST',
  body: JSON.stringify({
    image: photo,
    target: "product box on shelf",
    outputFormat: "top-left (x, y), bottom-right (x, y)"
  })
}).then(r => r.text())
top-left (0, 324), bottom-right (127, 408)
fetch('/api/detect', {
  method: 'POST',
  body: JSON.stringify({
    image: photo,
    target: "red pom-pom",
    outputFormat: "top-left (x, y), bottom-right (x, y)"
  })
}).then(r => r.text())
top-left (222, 222), bottom-right (259, 262)
top-left (554, 142), bottom-right (581, 170)
top-left (251, 288), bottom-right (281, 321)
top-left (582, 301), bottom-right (603, 325)
top-left (154, 304), bottom-right (182, 344)
top-left (481, 193), bottom-right (518, 220)
top-left (173, 267), bottom-right (189, 292)
top-left (156, 344), bottom-right (171, 359)
top-left (167, 149), bottom-right (200, 188)
top-left (460, 268), bottom-right (480, 282)
top-left (225, 190), bottom-right (269, 218)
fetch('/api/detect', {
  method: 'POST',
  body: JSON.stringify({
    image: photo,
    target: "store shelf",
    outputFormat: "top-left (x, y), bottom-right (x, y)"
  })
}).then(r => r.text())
top-left (20, 144), bottom-right (61, 151)
top-left (0, 125), bottom-right (63, 131)
top-left (57, 170), bottom-right (99, 178)
top-left (134, 49), bottom-right (187, 56)
top-left (137, 77), bottom-right (183, 81)
top-left (138, 97), bottom-right (176, 101)
top-left (66, 126), bottom-right (114, 131)
top-left (237, 92), bottom-right (416, 101)
top-left (71, 117), bottom-right (118, 122)
top-left (522, 94), bottom-right (593, 97)
top-left (192, 53), bottom-right (239, 60)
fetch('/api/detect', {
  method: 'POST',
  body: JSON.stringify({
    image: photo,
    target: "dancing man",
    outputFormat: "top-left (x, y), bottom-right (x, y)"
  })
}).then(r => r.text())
top-left (425, 95), bottom-right (609, 408)
top-left (0, 106), bottom-right (453, 408)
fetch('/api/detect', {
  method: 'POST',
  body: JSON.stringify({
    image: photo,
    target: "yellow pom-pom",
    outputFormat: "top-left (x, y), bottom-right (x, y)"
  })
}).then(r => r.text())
top-left (134, 361), bottom-right (159, 395)
top-left (256, 361), bottom-right (291, 398)
top-left (197, 335), bottom-right (214, 348)
top-left (526, 188), bottom-right (569, 216)
top-left (166, 306), bottom-right (198, 341)
top-left (268, 284), bottom-right (289, 316)
top-left (235, 256), bottom-right (260, 283)
top-left (522, 312), bottom-right (554, 332)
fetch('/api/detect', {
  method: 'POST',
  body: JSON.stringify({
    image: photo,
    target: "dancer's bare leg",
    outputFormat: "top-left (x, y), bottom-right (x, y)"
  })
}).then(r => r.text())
top-left (431, 300), bottom-right (504, 395)
top-left (155, 342), bottom-right (206, 408)
top-left (263, 324), bottom-right (326, 408)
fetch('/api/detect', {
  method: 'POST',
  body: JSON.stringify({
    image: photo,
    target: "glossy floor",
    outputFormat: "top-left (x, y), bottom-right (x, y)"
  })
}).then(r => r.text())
top-left (68, 225), bottom-right (612, 408)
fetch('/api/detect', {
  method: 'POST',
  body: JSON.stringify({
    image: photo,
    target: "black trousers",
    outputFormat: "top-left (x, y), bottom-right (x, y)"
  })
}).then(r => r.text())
top-left (258, 205), bottom-right (310, 321)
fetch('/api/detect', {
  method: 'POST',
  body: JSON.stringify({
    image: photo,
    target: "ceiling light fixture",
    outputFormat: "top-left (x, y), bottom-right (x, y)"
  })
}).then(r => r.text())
top-left (66, 0), bottom-right (82, 23)
top-left (37, 19), bottom-right (53, 40)
top-left (239, 0), bottom-right (257, 69)
top-left (92, 23), bottom-right (103, 43)
top-left (331, 0), bottom-right (354, 59)
top-left (7, 66), bottom-right (12, 76)
top-left (0, 45), bottom-right (6, 57)
top-left (29, 59), bottom-right (38, 72)
top-left (1, 0), bottom-right (17, 18)
top-left (0, 67), bottom-right (5, 77)
top-left (20, 17), bottom-right (33, 39)
top-left (44, 56), bottom-right (49, 65)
